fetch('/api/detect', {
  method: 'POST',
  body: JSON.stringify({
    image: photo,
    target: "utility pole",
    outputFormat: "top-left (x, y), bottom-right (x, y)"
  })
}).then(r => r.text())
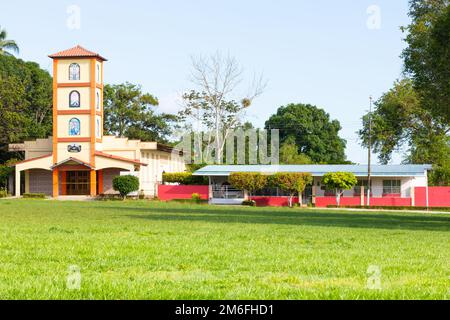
top-left (367, 96), bottom-right (373, 206)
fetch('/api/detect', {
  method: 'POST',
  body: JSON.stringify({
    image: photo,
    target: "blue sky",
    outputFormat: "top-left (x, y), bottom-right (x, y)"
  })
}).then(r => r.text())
top-left (1, 0), bottom-right (411, 164)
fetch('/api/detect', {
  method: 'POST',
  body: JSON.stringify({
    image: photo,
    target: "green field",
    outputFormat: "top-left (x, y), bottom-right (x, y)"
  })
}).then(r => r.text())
top-left (0, 200), bottom-right (448, 300)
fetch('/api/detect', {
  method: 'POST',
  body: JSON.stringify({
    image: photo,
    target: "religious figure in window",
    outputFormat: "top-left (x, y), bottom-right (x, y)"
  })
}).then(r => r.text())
top-left (69, 63), bottom-right (80, 80)
top-left (69, 118), bottom-right (81, 136)
top-left (69, 91), bottom-right (80, 108)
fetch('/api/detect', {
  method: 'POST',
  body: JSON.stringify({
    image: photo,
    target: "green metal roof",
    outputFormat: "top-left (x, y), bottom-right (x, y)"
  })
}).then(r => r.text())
top-left (193, 164), bottom-right (432, 177)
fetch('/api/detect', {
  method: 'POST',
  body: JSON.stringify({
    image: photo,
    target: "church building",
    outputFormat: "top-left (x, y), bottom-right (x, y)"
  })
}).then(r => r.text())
top-left (9, 46), bottom-right (185, 197)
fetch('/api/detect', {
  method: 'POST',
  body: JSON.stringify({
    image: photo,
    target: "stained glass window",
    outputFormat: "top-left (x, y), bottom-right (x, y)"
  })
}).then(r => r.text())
top-left (69, 63), bottom-right (80, 80)
top-left (69, 91), bottom-right (80, 108)
top-left (69, 118), bottom-right (81, 136)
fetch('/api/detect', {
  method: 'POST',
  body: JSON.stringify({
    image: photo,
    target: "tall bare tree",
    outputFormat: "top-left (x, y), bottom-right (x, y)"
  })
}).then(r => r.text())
top-left (178, 52), bottom-right (265, 163)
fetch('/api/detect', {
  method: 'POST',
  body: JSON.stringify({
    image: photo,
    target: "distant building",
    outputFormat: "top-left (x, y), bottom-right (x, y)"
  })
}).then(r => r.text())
top-left (192, 164), bottom-right (433, 207)
top-left (9, 46), bottom-right (184, 197)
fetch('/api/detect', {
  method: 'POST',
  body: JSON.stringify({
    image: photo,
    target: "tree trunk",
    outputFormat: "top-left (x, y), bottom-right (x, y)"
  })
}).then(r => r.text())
top-left (336, 189), bottom-right (341, 207)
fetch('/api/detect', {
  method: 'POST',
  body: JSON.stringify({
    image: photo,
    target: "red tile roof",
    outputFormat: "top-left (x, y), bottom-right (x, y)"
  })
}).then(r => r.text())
top-left (49, 45), bottom-right (107, 61)
top-left (95, 151), bottom-right (147, 166)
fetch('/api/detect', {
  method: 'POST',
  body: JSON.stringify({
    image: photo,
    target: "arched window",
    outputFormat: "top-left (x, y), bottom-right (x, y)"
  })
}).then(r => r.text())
top-left (96, 117), bottom-right (101, 138)
top-left (96, 92), bottom-right (100, 110)
top-left (69, 118), bottom-right (81, 136)
top-left (96, 64), bottom-right (100, 82)
top-left (69, 90), bottom-right (80, 108)
top-left (69, 63), bottom-right (80, 80)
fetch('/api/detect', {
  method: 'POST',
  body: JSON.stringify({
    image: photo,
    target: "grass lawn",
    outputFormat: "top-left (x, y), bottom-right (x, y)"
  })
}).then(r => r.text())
top-left (0, 200), bottom-right (449, 300)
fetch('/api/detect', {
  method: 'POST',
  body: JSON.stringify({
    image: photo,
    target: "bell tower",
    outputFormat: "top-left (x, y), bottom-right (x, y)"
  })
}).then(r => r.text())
top-left (49, 45), bottom-right (107, 196)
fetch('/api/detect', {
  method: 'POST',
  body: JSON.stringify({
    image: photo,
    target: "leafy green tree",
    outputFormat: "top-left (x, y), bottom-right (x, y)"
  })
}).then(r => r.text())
top-left (265, 104), bottom-right (347, 164)
top-left (0, 27), bottom-right (19, 56)
top-left (362, 1), bottom-right (450, 185)
top-left (112, 175), bottom-right (140, 200)
top-left (229, 172), bottom-right (269, 198)
top-left (103, 83), bottom-right (176, 142)
top-left (0, 160), bottom-right (15, 189)
top-left (359, 80), bottom-right (449, 186)
top-left (322, 172), bottom-right (358, 207)
top-left (0, 55), bottom-right (52, 162)
top-left (269, 172), bottom-right (313, 207)
top-left (279, 136), bottom-right (312, 164)
top-left (402, 0), bottom-right (450, 123)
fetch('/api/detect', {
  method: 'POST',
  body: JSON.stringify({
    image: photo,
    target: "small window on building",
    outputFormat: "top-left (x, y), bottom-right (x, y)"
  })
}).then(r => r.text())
top-left (383, 180), bottom-right (401, 195)
top-left (69, 118), bottom-right (81, 136)
top-left (96, 117), bottom-right (101, 138)
top-left (97, 64), bottom-right (100, 82)
top-left (69, 90), bottom-right (80, 108)
top-left (96, 92), bottom-right (100, 110)
top-left (69, 63), bottom-right (80, 81)
top-left (354, 179), bottom-right (372, 196)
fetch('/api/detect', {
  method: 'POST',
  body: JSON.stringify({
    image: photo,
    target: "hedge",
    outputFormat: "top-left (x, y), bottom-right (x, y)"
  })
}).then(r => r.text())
top-left (326, 205), bottom-right (450, 212)
top-left (162, 172), bottom-right (208, 185)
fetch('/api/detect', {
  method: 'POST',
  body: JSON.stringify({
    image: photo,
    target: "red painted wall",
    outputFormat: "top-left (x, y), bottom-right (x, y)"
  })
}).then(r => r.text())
top-left (415, 187), bottom-right (450, 207)
top-left (370, 197), bottom-right (411, 207)
top-left (250, 196), bottom-right (299, 207)
top-left (314, 196), bottom-right (412, 207)
top-left (157, 185), bottom-right (209, 200)
top-left (315, 197), bottom-right (361, 207)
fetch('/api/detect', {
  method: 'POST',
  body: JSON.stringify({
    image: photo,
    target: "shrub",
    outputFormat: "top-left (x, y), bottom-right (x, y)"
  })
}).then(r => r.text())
top-left (0, 189), bottom-right (9, 198)
top-left (162, 172), bottom-right (208, 185)
top-left (191, 193), bottom-right (202, 201)
top-left (138, 190), bottom-right (145, 200)
top-left (229, 172), bottom-right (268, 197)
top-left (242, 200), bottom-right (256, 207)
top-left (23, 193), bottom-right (46, 199)
top-left (113, 175), bottom-right (140, 200)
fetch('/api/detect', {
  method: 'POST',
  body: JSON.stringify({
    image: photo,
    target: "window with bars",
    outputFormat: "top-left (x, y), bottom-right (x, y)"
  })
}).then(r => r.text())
top-left (354, 179), bottom-right (372, 196)
top-left (383, 180), bottom-right (401, 195)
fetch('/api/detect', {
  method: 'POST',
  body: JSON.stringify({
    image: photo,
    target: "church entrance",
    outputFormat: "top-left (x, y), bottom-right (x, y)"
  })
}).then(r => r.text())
top-left (66, 171), bottom-right (90, 195)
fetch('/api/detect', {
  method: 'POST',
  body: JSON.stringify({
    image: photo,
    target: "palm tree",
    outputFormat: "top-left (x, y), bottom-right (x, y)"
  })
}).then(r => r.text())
top-left (0, 26), bottom-right (19, 56)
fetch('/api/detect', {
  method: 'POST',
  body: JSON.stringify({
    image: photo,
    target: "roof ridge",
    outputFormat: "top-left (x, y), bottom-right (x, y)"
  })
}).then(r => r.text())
top-left (49, 45), bottom-right (107, 61)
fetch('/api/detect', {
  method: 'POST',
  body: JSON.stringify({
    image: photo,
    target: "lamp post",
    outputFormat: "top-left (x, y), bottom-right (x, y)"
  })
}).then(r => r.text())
top-left (367, 96), bottom-right (373, 206)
